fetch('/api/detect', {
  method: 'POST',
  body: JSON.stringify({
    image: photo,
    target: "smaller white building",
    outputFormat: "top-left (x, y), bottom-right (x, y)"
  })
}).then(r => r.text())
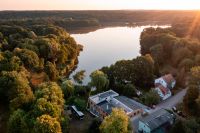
top-left (154, 74), bottom-right (176, 100)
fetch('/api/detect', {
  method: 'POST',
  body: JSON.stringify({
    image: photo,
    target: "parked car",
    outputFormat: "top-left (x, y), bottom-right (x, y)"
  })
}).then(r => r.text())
top-left (71, 105), bottom-right (85, 120)
top-left (172, 106), bottom-right (177, 112)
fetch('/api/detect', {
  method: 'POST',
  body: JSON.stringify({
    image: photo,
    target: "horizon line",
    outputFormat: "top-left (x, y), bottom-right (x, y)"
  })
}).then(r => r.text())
top-left (0, 9), bottom-right (200, 12)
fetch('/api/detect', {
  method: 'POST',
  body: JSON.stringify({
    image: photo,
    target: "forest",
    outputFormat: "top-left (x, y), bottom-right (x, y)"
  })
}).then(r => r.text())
top-left (0, 22), bottom-right (82, 132)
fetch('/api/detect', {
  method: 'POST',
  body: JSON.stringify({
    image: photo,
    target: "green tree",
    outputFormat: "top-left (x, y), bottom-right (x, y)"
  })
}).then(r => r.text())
top-left (73, 98), bottom-right (87, 111)
top-left (0, 52), bottom-right (22, 72)
top-left (8, 109), bottom-right (28, 133)
top-left (90, 70), bottom-right (109, 92)
top-left (0, 71), bottom-right (34, 110)
top-left (150, 44), bottom-right (164, 65)
top-left (61, 80), bottom-right (74, 99)
top-left (111, 56), bottom-right (154, 89)
top-left (34, 115), bottom-right (62, 133)
top-left (142, 90), bottom-right (160, 106)
top-left (100, 108), bottom-right (132, 133)
top-left (115, 83), bottom-right (136, 97)
top-left (73, 70), bottom-right (85, 84)
top-left (60, 115), bottom-right (69, 133)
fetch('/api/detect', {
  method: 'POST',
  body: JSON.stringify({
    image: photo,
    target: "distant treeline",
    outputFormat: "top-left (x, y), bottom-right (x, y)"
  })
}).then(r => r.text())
top-left (0, 10), bottom-right (199, 32)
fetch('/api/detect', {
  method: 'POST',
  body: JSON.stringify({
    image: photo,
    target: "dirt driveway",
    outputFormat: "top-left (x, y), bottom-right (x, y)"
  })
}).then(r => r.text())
top-left (69, 111), bottom-right (95, 133)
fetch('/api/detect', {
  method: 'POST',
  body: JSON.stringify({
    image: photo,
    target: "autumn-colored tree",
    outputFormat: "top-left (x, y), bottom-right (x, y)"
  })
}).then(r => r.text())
top-left (35, 82), bottom-right (64, 111)
top-left (34, 115), bottom-right (62, 133)
top-left (45, 61), bottom-right (59, 81)
top-left (33, 98), bottom-right (61, 118)
top-left (100, 108), bottom-right (132, 133)
top-left (178, 58), bottom-right (194, 72)
top-left (0, 71), bottom-right (34, 110)
top-left (189, 66), bottom-right (200, 86)
top-left (14, 48), bottom-right (39, 69)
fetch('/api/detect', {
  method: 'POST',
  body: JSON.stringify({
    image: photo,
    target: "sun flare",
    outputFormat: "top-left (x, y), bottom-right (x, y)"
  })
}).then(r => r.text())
top-left (0, 0), bottom-right (200, 10)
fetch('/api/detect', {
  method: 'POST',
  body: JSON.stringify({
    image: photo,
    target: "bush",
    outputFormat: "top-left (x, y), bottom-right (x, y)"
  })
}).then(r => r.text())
top-left (73, 98), bottom-right (87, 111)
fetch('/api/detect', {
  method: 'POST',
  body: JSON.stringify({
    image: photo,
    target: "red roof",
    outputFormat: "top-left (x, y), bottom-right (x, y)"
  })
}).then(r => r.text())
top-left (162, 74), bottom-right (175, 84)
top-left (159, 85), bottom-right (168, 95)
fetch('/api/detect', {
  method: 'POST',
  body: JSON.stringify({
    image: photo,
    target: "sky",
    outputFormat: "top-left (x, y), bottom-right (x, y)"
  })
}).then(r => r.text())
top-left (0, 0), bottom-right (200, 10)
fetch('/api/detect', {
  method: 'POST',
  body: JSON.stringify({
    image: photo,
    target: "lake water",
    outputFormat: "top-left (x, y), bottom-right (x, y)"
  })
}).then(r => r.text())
top-left (71, 26), bottom-right (168, 84)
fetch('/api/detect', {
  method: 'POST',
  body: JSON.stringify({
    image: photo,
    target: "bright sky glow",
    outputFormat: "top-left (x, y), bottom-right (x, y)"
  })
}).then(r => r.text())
top-left (0, 0), bottom-right (200, 10)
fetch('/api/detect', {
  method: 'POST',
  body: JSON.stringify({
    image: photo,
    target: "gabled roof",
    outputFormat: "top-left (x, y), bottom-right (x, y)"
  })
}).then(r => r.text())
top-left (157, 85), bottom-right (168, 95)
top-left (162, 74), bottom-right (175, 85)
top-left (139, 109), bottom-right (175, 131)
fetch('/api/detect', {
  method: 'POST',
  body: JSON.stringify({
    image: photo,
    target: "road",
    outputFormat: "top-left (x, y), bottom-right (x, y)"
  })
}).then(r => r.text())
top-left (131, 88), bottom-right (187, 132)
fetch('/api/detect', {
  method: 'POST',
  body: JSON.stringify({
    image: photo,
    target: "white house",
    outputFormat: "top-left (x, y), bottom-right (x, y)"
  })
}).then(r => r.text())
top-left (155, 85), bottom-right (172, 100)
top-left (155, 74), bottom-right (176, 89)
top-left (154, 74), bottom-right (176, 100)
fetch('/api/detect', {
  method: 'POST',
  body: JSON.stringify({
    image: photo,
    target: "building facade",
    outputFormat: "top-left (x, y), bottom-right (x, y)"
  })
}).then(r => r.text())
top-left (87, 90), bottom-right (147, 119)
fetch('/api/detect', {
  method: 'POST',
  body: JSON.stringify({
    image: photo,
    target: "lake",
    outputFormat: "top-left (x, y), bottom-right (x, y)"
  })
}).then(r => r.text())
top-left (71, 26), bottom-right (169, 84)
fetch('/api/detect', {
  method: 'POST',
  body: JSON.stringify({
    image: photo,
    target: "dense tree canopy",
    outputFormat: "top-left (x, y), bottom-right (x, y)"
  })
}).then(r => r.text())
top-left (100, 108), bottom-right (131, 133)
top-left (0, 71), bottom-right (34, 110)
top-left (35, 82), bottom-right (64, 111)
top-left (34, 114), bottom-right (62, 133)
top-left (102, 55), bottom-right (154, 90)
top-left (8, 109), bottom-right (28, 133)
top-left (0, 22), bottom-right (78, 133)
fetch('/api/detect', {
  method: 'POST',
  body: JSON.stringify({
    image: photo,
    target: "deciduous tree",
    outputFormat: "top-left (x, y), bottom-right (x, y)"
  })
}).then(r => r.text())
top-left (34, 115), bottom-right (62, 133)
top-left (100, 108), bottom-right (131, 133)
top-left (90, 70), bottom-right (109, 92)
